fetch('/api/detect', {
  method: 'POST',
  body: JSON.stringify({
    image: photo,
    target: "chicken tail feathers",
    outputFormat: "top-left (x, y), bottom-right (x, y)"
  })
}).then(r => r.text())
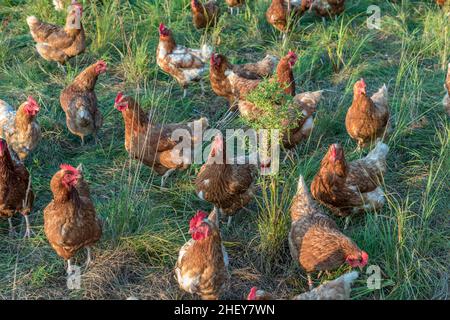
top-left (293, 90), bottom-right (323, 113)
top-left (200, 44), bottom-right (213, 62)
top-left (367, 140), bottom-right (389, 162)
top-left (371, 84), bottom-right (388, 110)
top-left (77, 106), bottom-right (93, 127)
top-left (291, 175), bottom-right (315, 222)
top-left (26, 16), bottom-right (40, 28)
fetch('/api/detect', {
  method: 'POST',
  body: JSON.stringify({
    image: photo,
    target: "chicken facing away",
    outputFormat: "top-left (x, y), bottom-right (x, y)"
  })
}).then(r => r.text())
top-left (27, 1), bottom-right (85, 65)
top-left (195, 133), bottom-right (260, 227)
top-left (157, 23), bottom-right (212, 98)
top-left (175, 210), bottom-right (229, 300)
top-left (114, 92), bottom-right (209, 187)
top-left (0, 96), bottom-right (41, 160)
top-left (311, 141), bottom-right (389, 217)
top-left (44, 164), bottom-right (102, 274)
top-left (191, 0), bottom-right (220, 29)
top-left (289, 175), bottom-right (368, 288)
top-left (226, 0), bottom-right (245, 15)
top-left (0, 139), bottom-right (34, 238)
top-left (266, 0), bottom-right (312, 34)
top-left (345, 79), bottom-right (389, 148)
top-left (443, 63), bottom-right (450, 116)
top-left (60, 60), bottom-right (107, 145)
top-left (209, 53), bottom-right (278, 107)
top-left (247, 271), bottom-right (359, 300)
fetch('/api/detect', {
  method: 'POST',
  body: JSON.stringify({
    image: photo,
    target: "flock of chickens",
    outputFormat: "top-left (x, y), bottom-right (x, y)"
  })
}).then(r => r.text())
top-left (0, 0), bottom-right (449, 301)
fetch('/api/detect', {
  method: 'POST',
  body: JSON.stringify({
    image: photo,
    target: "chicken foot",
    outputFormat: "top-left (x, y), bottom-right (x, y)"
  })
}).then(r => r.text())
top-left (23, 215), bottom-right (33, 239)
top-left (85, 247), bottom-right (92, 270)
top-left (67, 259), bottom-right (74, 275)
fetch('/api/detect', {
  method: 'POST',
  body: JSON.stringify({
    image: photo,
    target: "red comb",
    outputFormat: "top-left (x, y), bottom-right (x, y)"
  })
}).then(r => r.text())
top-left (97, 60), bottom-right (107, 65)
top-left (27, 96), bottom-right (37, 105)
top-left (359, 78), bottom-right (366, 87)
top-left (189, 210), bottom-right (208, 230)
top-left (214, 133), bottom-right (223, 143)
top-left (288, 51), bottom-right (297, 59)
top-left (361, 251), bottom-right (369, 266)
top-left (159, 23), bottom-right (166, 33)
top-left (115, 92), bottom-right (124, 104)
top-left (330, 143), bottom-right (337, 158)
top-left (247, 287), bottom-right (257, 300)
top-left (60, 164), bottom-right (78, 174)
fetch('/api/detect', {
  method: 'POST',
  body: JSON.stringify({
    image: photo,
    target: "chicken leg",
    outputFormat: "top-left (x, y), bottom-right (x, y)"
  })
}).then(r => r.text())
top-left (23, 215), bottom-right (33, 239)
top-left (213, 206), bottom-right (221, 226)
top-left (307, 273), bottom-right (314, 290)
top-left (8, 218), bottom-right (16, 237)
top-left (160, 168), bottom-right (176, 187)
top-left (227, 216), bottom-right (232, 228)
top-left (85, 247), bottom-right (92, 270)
top-left (67, 259), bottom-right (74, 275)
top-left (59, 63), bottom-right (67, 75)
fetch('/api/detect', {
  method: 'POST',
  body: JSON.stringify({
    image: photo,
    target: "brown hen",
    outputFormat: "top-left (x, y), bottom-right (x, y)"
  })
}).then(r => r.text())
top-left (114, 93), bottom-right (208, 187)
top-left (44, 164), bottom-right (102, 274)
top-left (0, 139), bottom-right (34, 238)
top-left (60, 60), bottom-right (107, 145)
top-left (27, 1), bottom-right (85, 65)
top-left (175, 210), bottom-right (229, 300)
top-left (191, 0), bottom-right (220, 29)
top-left (195, 134), bottom-right (257, 226)
top-left (345, 79), bottom-right (389, 148)
top-left (289, 175), bottom-right (368, 288)
top-left (311, 142), bottom-right (389, 217)
top-left (266, 0), bottom-right (311, 34)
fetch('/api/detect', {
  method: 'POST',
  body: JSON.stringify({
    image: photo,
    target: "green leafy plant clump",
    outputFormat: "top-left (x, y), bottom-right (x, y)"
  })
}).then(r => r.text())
top-left (244, 77), bottom-right (302, 132)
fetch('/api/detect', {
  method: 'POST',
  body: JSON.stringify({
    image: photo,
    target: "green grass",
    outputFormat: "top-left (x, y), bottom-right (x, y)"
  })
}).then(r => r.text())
top-left (0, 0), bottom-right (448, 300)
